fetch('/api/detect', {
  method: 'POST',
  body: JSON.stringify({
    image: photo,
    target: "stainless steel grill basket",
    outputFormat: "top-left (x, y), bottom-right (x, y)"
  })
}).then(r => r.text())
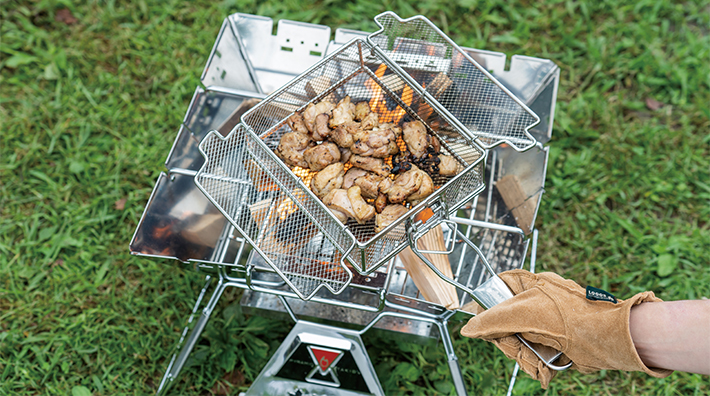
top-left (368, 12), bottom-right (540, 151)
top-left (196, 38), bottom-right (487, 299)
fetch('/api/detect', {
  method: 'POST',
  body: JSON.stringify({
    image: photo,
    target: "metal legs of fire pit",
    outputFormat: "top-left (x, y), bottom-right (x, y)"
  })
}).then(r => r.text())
top-left (156, 274), bottom-right (228, 395)
top-left (155, 270), bottom-right (474, 395)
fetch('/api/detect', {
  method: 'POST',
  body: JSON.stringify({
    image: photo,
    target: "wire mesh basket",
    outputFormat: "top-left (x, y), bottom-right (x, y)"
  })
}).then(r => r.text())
top-left (368, 12), bottom-right (539, 151)
top-left (196, 38), bottom-right (486, 299)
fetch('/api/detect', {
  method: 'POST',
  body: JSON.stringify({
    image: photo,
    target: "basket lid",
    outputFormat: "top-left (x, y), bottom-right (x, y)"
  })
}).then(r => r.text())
top-left (368, 12), bottom-right (539, 151)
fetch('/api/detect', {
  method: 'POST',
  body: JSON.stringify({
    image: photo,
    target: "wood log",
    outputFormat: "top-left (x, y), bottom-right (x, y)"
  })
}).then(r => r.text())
top-left (249, 197), bottom-right (318, 256)
top-left (397, 224), bottom-right (459, 310)
top-left (495, 175), bottom-right (535, 235)
top-left (428, 72), bottom-right (453, 98)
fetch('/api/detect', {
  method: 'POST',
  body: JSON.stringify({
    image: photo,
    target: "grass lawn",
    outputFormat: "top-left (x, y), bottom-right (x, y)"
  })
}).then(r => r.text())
top-left (1, 0), bottom-right (709, 394)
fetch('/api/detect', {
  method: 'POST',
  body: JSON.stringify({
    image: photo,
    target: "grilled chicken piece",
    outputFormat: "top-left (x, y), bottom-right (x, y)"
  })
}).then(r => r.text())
top-left (375, 204), bottom-right (409, 233)
top-left (302, 101), bottom-right (335, 133)
top-left (354, 172), bottom-right (384, 199)
top-left (347, 186), bottom-right (376, 224)
top-left (303, 141), bottom-right (340, 172)
top-left (403, 121), bottom-right (429, 159)
top-left (329, 96), bottom-right (356, 128)
top-left (277, 132), bottom-right (315, 168)
top-left (374, 193), bottom-right (388, 213)
top-left (380, 123), bottom-right (402, 138)
top-left (310, 163), bottom-right (344, 198)
top-left (360, 112), bottom-right (379, 130)
top-left (287, 113), bottom-right (309, 134)
top-left (354, 101), bottom-right (371, 121)
top-left (381, 168), bottom-right (423, 204)
top-left (430, 135), bottom-right (440, 153)
top-left (323, 189), bottom-right (357, 223)
top-left (312, 113), bottom-right (331, 141)
top-left (378, 177), bottom-right (393, 193)
top-left (331, 121), bottom-right (360, 148)
top-left (339, 147), bottom-right (352, 163)
top-left (407, 167), bottom-right (435, 206)
top-left (342, 168), bottom-right (368, 189)
top-left (352, 126), bottom-right (399, 158)
top-left (439, 155), bottom-right (460, 176)
top-left (350, 155), bottom-right (391, 177)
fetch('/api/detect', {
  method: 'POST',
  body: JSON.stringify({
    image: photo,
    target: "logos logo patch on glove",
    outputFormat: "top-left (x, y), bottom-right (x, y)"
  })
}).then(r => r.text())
top-left (586, 286), bottom-right (617, 303)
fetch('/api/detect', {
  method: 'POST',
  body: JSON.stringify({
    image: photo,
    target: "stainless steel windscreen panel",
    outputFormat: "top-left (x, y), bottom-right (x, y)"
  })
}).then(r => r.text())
top-left (367, 12), bottom-right (540, 151)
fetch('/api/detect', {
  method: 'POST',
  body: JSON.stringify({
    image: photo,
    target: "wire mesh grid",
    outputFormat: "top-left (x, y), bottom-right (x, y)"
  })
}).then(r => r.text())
top-left (195, 125), bottom-right (353, 300)
top-left (368, 12), bottom-right (539, 151)
top-left (238, 38), bottom-right (486, 279)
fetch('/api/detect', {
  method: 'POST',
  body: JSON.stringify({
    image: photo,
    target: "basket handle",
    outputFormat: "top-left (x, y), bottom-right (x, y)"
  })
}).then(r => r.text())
top-left (408, 223), bottom-right (572, 371)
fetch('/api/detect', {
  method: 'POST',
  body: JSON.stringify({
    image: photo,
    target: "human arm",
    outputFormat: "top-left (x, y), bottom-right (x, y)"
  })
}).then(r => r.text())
top-left (460, 270), bottom-right (675, 388)
top-left (630, 299), bottom-right (710, 375)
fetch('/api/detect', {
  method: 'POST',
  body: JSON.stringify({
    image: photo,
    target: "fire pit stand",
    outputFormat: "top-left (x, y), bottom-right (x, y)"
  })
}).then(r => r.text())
top-left (130, 12), bottom-right (559, 396)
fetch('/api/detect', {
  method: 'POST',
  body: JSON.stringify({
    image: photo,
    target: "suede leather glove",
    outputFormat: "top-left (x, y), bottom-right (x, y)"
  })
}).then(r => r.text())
top-left (461, 270), bottom-right (673, 388)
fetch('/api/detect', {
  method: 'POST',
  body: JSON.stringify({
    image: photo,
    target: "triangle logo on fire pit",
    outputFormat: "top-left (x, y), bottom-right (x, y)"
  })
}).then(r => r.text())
top-left (308, 346), bottom-right (343, 374)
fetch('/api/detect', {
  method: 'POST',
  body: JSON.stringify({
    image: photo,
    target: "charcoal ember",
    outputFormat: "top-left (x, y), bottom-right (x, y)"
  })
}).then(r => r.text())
top-left (412, 149), bottom-right (442, 177)
top-left (391, 151), bottom-right (413, 174)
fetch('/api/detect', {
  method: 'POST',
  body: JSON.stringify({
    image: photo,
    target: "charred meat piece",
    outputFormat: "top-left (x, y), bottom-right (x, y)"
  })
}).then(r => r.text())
top-left (312, 113), bottom-right (331, 141)
top-left (342, 167), bottom-right (368, 189)
top-left (302, 101), bottom-right (335, 133)
top-left (403, 121), bottom-right (429, 159)
top-left (391, 150), bottom-right (413, 174)
top-left (277, 132), bottom-right (316, 169)
top-left (407, 167), bottom-right (435, 206)
top-left (354, 101), bottom-right (371, 121)
top-left (287, 113), bottom-right (309, 134)
top-left (439, 155), bottom-right (460, 176)
top-left (347, 186), bottom-right (376, 224)
top-left (303, 141), bottom-right (341, 172)
top-left (331, 121), bottom-right (360, 149)
top-left (352, 126), bottom-right (399, 158)
top-left (354, 172), bottom-right (385, 199)
top-left (374, 193), bottom-right (388, 213)
top-left (414, 149), bottom-right (441, 176)
top-left (329, 96), bottom-right (356, 128)
top-left (310, 163), bottom-right (344, 198)
top-left (350, 155), bottom-right (391, 177)
top-left (323, 189), bottom-right (357, 223)
top-left (375, 204), bottom-right (409, 233)
top-left (381, 167), bottom-right (423, 204)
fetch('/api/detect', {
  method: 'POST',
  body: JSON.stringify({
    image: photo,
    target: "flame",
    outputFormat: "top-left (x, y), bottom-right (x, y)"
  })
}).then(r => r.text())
top-left (367, 64), bottom-right (414, 124)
